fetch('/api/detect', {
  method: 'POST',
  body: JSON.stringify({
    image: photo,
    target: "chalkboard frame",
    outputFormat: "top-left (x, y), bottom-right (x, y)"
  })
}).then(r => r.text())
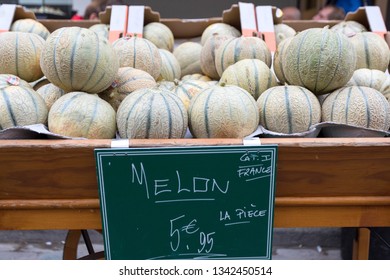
top-left (95, 144), bottom-right (278, 260)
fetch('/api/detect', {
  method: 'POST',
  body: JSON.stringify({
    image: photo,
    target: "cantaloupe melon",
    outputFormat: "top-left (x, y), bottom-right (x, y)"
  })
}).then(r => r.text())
top-left (215, 36), bottom-right (272, 77)
top-left (273, 36), bottom-right (293, 84)
top-left (48, 91), bottom-right (117, 139)
top-left (0, 84), bottom-right (48, 129)
top-left (181, 73), bottom-right (212, 82)
top-left (219, 59), bottom-right (278, 100)
top-left (143, 22), bottom-right (174, 52)
top-left (0, 32), bottom-right (45, 82)
top-left (274, 23), bottom-right (296, 46)
top-left (173, 42), bottom-right (203, 77)
top-left (188, 85), bottom-right (259, 138)
top-left (116, 87), bottom-right (188, 139)
top-left (40, 27), bottom-right (119, 94)
top-left (200, 23), bottom-right (241, 45)
top-left (173, 79), bottom-right (210, 110)
top-left (158, 49), bottom-right (181, 82)
top-left (112, 36), bottom-right (161, 80)
top-left (346, 68), bottom-right (390, 97)
top-left (36, 83), bottom-right (66, 110)
top-left (257, 85), bottom-right (321, 134)
top-left (99, 67), bottom-right (157, 111)
top-left (322, 86), bottom-right (390, 131)
top-left (89, 23), bottom-right (109, 39)
top-left (330, 20), bottom-right (367, 36)
top-left (283, 27), bottom-right (357, 95)
top-left (348, 32), bottom-right (390, 72)
top-left (11, 18), bottom-right (50, 39)
top-left (200, 34), bottom-right (233, 80)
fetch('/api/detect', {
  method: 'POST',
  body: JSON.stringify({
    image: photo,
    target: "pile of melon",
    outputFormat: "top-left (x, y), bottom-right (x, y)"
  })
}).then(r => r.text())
top-left (1, 17), bottom-right (390, 139)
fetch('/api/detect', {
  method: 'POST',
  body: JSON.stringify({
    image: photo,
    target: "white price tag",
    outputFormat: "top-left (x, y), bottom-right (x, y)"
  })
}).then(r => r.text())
top-left (109, 5), bottom-right (128, 42)
top-left (0, 4), bottom-right (16, 32)
top-left (239, 2), bottom-right (258, 37)
top-left (127, 5), bottom-right (144, 37)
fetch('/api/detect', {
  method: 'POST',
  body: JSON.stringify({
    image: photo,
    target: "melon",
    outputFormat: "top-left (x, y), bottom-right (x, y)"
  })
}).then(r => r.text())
top-left (283, 27), bottom-right (357, 95)
top-left (89, 23), bottom-right (109, 39)
top-left (188, 85), bottom-right (259, 138)
top-left (36, 83), bottom-right (66, 110)
top-left (330, 20), bottom-right (367, 36)
top-left (346, 68), bottom-right (390, 97)
top-left (173, 79), bottom-right (210, 110)
top-left (143, 22), bottom-right (174, 52)
top-left (322, 86), bottom-right (390, 131)
top-left (116, 88), bottom-right (188, 139)
top-left (40, 27), bottom-right (119, 94)
top-left (0, 32), bottom-right (45, 82)
top-left (112, 36), bottom-right (161, 80)
top-left (274, 23), bottom-right (296, 46)
top-left (0, 74), bottom-right (31, 89)
top-left (348, 32), bottom-right (390, 72)
top-left (215, 36), bottom-right (272, 77)
top-left (181, 73), bottom-right (212, 82)
top-left (200, 34), bottom-right (233, 80)
top-left (157, 80), bottom-right (176, 91)
top-left (158, 49), bottom-right (181, 82)
top-left (273, 36), bottom-right (293, 84)
top-left (48, 92), bottom-right (117, 139)
top-left (200, 23), bottom-right (241, 45)
top-left (11, 18), bottom-right (50, 39)
top-left (219, 59), bottom-right (278, 100)
top-left (173, 42), bottom-right (203, 77)
top-left (0, 84), bottom-right (48, 129)
top-left (99, 67), bottom-right (157, 111)
top-left (257, 85), bottom-right (321, 134)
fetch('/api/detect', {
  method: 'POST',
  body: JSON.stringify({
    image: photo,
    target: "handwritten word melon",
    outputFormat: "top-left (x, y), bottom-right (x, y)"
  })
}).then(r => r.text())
top-left (200, 23), bottom-right (241, 45)
top-left (257, 85), bottom-right (321, 134)
top-left (11, 18), bottom-right (50, 39)
top-left (158, 49), bottom-right (181, 82)
top-left (99, 67), bottom-right (157, 111)
top-left (219, 59), bottom-right (278, 100)
top-left (215, 36), bottom-right (272, 77)
top-left (188, 85), bottom-right (259, 138)
top-left (348, 32), bottom-right (390, 72)
top-left (322, 86), bottom-right (390, 131)
top-left (48, 92), bottom-right (116, 139)
top-left (0, 32), bottom-right (45, 82)
top-left (283, 27), bottom-right (356, 95)
top-left (200, 34), bottom-right (233, 80)
top-left (36, 83), bottom-right (66, 110)
top-left (117, 88), bottom-right (188, 139)
top-left (346, 68), bottom-right (390, 97)
top-left (173, 42), bottom-right (203, 77)
top-left (0, 83), bottom-right (48, 129)
top-left (173, 79), bottom-right (210, 110)
top-left (113, 36), bottom-right (161, 80)
top-left (40, 27), bottom-right (119, 94)
top-left (143, 22), bottom-right (174, 52)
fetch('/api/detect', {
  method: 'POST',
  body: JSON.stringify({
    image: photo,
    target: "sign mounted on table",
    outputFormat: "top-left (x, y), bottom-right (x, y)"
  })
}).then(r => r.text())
top-left (95, 144), bottom-right (278, 260)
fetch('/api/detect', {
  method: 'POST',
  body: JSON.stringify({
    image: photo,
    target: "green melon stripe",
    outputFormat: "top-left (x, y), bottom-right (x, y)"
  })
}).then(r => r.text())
top-left (363, 35), bottom-right (370, 68)
top-left (345, 88), bottom-right (352, 124)
top-left (261, 87), bottom-right (277, 129)
top-left (330, 88), bottom-right (343, 122)
top-left (160, 93), bottom-right (173, 138)
top-left (85, 98), bottom-right (99, 136)
top-left (28, 23), bottom-right (35, 33)
top-left (160, 50), bottom-right (177, 79)
top-left (53, 28), bottom-right (67, 88)
top-left (85, 71), bottom-right (106, 93)
top-left (124, 92), bottom-right (147, 138)
top-left (80, 32), bottom-right (100, 91)
top-left (296, 30), bottom-right (311, 88)
top-left (179, 81), bottom-right (204, 99)
top-left (369, 70), bottom-right (374, 88)
top-left (219, 37), bottom-right (236, 74)
top-left (298, 87), bottom-right (313, 130)
top-left (15, 33), bottom-right (19, 77)
top-left (144, 39), bottom-right (156, 69)
top-left (233, 38), bottom-right (241, 64)
top-left (314, 29), bottom-right (328, 93)
top-left (204, 88), bottom-right (216, 138)
top-left (251, 60), bottom-right (260, 98)
top-left (1, 88), bottom-right (17, 126)
top-left (284, 86), bottom-right (293, 134)
top-left (146, 92), bottom-right (156, 138)
top-left (60, 93), bottom-right (83, 115)
top-left (357, 86), bottom-right (370, 128)
top-left (133, 37), bottom-right (137, 68)
top-left (320, 32), bottom-right (343, 93)
top-left (69, 31), bottom-right (82, 89)
top-left (119, 74), bottom-right (155, 88)
top-left (231, 66), bottom-right (241, 88)
top-left (250, 40), bottom-right (257, 58)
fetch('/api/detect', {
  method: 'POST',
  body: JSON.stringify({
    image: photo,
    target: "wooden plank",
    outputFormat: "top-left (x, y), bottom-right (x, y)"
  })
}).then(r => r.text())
top-left (352, 228), bottom-right (371, 260)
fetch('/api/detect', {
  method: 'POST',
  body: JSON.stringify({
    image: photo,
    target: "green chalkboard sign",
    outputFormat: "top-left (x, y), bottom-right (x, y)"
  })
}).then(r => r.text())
top-left (95, 144), bottom-right (277, 260)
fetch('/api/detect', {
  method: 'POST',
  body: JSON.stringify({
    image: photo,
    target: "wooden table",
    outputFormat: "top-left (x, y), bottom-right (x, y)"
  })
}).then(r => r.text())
top-left (1, 138), bottom-right (390, 260)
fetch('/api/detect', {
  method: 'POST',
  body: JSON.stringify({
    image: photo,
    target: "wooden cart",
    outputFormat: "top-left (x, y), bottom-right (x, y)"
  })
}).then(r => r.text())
top-left (1, 138), bottom-right (390, 259)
